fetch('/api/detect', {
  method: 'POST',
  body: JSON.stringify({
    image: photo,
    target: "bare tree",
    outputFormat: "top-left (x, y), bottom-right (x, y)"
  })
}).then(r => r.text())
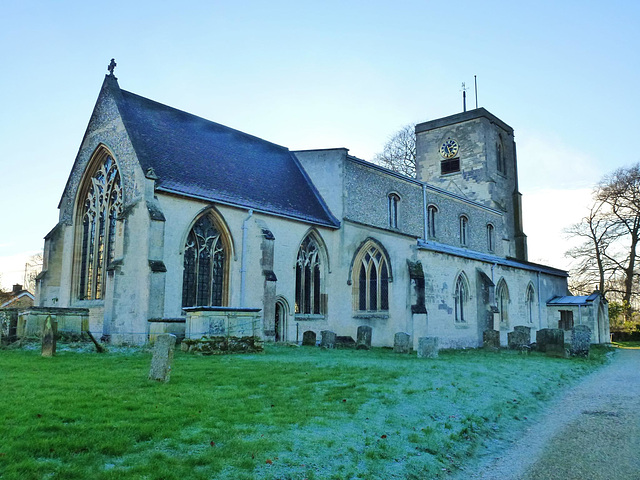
top-left (567, 163), bottom-right (640, 321)
top-left (23, 252), bottom-right (43, 293)
top-left (565, 200), bottom-right (622, 296)
top-left (595, 164), bottom-right (640, 317)
top-left (372, 124), bottom-right (416, 178)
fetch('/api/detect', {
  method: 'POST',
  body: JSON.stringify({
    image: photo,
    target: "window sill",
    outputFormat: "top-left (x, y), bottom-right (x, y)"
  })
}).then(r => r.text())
top-left (454, 322), bottom-right (470, 329)
top-left (353, 312), bottom-right (389, 320)
top-left (295, 314), bottom-right (325, 321)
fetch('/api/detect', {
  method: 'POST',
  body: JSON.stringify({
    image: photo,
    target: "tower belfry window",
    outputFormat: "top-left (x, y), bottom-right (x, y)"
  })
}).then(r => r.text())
top-left (441, 158), bottom-right (460, 175)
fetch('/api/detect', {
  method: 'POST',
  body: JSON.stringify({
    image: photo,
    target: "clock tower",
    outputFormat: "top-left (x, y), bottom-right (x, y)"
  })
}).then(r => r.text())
top-left (415, 108), bottom-right (527, 261)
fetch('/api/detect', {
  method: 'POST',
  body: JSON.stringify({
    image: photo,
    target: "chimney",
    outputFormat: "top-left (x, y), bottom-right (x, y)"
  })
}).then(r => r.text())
top-left (12, 284), bottom-right (23, 295)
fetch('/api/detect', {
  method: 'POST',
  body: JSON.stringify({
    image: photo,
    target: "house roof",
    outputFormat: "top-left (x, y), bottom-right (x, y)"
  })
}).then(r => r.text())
top-left (106, 76), bottom-right (340, 228)
top-left (0, 291), bottom-right (35, 308)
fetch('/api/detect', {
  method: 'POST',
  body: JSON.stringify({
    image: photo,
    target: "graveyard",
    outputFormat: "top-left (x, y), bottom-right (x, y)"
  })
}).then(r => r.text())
top-left (0, 340), bottom-right (611, 480)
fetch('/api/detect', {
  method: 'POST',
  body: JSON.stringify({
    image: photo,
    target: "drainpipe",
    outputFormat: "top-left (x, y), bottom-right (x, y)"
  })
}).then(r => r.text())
top-left (240, 209), bottom-right (254, 307)
top-left (537, 271), bottom-right (542, 330)
top-left (422, 184), bottom-right (428, 241)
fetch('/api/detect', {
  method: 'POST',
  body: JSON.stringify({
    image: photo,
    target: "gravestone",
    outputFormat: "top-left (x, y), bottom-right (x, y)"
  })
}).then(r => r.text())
top-left (508, 326), bottom-right (531, 350)
top-left (336, 336), bottom-right (356, 348)
top-left (41, 315), bottom-right (57, 357)
top-left (483, 330), bottom-right (500, 350)
top-left (570, 325), bottom-right (591, 357)
top-left (417, 336), bottom-right (439, 358)
top-left (537, 328), bottom-right (566, 357)
top-left (356, 325), bottom-right (372, 350)
top-left (319, 330), bottom-right (336, 349)
top-left (148, 333), bottom-right (177, 382)
top-left (393, 332), bottom-right (411, 353)
top-left (302, 330), bottom-right (316, 346)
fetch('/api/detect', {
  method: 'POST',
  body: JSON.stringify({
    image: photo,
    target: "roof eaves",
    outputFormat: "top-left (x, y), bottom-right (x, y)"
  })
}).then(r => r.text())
top-left (156, 186), bottom-right (341, 229)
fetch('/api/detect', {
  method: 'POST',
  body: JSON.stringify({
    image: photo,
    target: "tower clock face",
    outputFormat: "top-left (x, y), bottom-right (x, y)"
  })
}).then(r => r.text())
top-left (439, 138), bottom-right (459, 159)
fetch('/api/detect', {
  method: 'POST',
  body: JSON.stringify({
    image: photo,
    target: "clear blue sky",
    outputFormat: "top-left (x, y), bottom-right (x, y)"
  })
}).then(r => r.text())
top-left (1, 0), bottom-right (639, 289)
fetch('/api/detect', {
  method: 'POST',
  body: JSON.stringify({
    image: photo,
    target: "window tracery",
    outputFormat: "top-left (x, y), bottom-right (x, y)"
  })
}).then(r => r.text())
top-left (77, 153), bottom-right (123, 300)
top-left (295, 234), bottom-right (323, 315)
top-left (353, 241), bottom-right (390, 312)
top-left (454, 273), bottom-right (468, 323)
top-left (182, 213), bottom-right (228, 308)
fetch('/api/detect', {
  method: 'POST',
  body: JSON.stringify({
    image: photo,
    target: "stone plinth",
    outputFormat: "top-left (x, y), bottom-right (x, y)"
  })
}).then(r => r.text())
top-left (17, 307), bottom-right (89, 340)
top-left (356, 325), bottom-right (372, 350)
top-left (148, 318), bottom-right (186, 344)
top-left (320, 330), bottom-right (336, 349)
top-left (483, 330), bottom-right (500, 350)
top-left (184, 307), bottom-right (262, 340)
top-left (148, 333), bottom-right (177, 382)
top-left (302, 330), bottom-right (316, 346)
top-left (417, 337), bottom-right (439, 358)
top-left (394, 332), bottom-right (411, 353)
top-left (570, 325), bottom-right (591, 357)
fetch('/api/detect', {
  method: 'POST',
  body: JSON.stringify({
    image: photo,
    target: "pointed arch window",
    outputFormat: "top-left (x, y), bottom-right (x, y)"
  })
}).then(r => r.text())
top-left (497, 280), bottom-right (510, 325)
top-left (497, 136), bottom-right (506, 175)
top-left (295, 234), bottom-right (324, 315)
top-left (182, 212), bottom-right (230, 308)
top-left (460, 215), bottom-right (469, 246)
top-left (353, 241), bottom-right (390, 312)
top-left (454, 273), bottom-right (468, 323)
top-left (76, 152), bottom-right (123, 300)
top-left (487, 224), bottom-right (495, 252)
top-left (526, 284), bottom-right (536, 324)
top-left (388, 193), bottom-right (400, 229)
top-left (427, 205), bottom-right (438, 239)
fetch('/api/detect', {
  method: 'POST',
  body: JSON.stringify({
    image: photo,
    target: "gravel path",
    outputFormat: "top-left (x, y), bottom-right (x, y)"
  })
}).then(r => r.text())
top-left (451, 348), bottom-right (640, 480)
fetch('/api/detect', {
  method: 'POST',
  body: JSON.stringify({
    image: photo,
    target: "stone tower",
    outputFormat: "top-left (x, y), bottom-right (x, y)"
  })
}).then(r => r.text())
top-left (415, 108), bottom-right (527, 260)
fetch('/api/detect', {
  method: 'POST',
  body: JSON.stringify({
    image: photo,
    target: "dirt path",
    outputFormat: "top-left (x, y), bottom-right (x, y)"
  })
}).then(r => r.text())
top-left (451, 348), bottom-right (640, 480)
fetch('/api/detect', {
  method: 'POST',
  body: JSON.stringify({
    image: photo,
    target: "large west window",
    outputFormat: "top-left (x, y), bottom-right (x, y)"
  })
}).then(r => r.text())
top-left (353, 240), bottom-right (390, 312)
top-left (182, 211), bottom-right (230, 308)
top-left (295, 233), bottom-right (324, 315)
top-left (76, 149), bottom-right (123, 300)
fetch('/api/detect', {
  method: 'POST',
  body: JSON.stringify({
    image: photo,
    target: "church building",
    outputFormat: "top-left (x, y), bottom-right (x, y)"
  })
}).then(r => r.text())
top-left (35, 68), bottom-right (610, 348)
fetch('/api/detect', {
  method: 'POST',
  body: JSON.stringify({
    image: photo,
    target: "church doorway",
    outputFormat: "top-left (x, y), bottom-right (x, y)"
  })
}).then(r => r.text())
top-left (274, 298), bottom-right (288, 342)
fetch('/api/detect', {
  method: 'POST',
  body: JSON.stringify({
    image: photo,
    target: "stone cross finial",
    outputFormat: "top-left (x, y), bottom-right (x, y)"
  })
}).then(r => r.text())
top-left (108, 58), bottom-right (117, 76)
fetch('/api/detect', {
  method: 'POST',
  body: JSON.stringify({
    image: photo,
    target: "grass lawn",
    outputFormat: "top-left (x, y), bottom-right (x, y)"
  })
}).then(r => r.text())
top-left (0, 344), bottom-right (610, 480)
top-left (612, 340), bottom-right (640, 349)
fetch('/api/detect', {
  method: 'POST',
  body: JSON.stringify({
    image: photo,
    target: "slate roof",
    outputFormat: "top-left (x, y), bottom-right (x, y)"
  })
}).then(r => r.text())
top-left (107, 76), bottom-right (339, 228)
top-left (417, 239), bottom-right (569, 277)
top-left (547, 292), bottom-right (601, 306)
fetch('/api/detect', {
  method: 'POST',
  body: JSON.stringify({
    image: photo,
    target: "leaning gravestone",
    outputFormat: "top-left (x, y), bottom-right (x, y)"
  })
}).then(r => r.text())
top-left (302, 330), bottom-right (316, 346)
top-left (394, 332), bottom-right (411, 353)
top-left (41, 315), bottom-right (57, 357)
top-left (508, 326), bottom-right (531, 350)
top-left (417, 336), bottom-right (439, 358)
top-left (319, 330), bottom-right (336, 349)
top-left (483, 329), bottom-right (500, 350)
top-left (570, 325), bottom-right (591, 357)
top-left (148, 333), bottom-right (177, 382)
top-left (356, 325), bottom-right (372, 350)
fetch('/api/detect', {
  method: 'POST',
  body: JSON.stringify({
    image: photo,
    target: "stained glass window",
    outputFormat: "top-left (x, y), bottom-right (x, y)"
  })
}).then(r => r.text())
top-left (295, 235), bottom-right (322, 315)
top-left (78, 154), bottom-right (122, 300)
top-left (182, 214), bottom-right (227, 308)
top-left (353, 242), bottom-right (390, 312)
